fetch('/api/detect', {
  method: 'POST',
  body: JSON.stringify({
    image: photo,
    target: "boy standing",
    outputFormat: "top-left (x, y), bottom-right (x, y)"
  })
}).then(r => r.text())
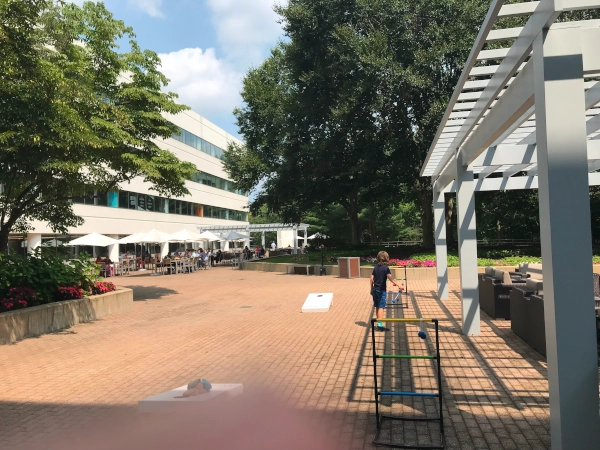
top-left (370, 251), bottom-right (404, 331)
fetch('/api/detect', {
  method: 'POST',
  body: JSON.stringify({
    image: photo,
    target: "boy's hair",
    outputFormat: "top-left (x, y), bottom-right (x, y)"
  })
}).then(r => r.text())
top-left (377, 251), bottom-right (390, 265)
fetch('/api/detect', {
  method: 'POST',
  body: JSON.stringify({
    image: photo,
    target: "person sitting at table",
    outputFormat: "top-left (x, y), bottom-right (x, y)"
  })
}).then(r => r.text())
top-left (199, 248), bottom-right (207, 269)
top-left (216, 249), bottom-right (223, 264)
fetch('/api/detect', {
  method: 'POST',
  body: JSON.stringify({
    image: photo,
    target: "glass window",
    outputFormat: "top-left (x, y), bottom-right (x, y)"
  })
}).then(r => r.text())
top-left (96, 190), bottom-right (108, 206)
top-left (137, 194), bottom-right (146, 211)
top-left (128, 192), bottom-right (137, 209)
top-left (118, 191), bottom-right (128, 209)
top-left (146, 195), bottom-right (155, 212)
top-left (108, 191), bottom-right (119, 207)
top-left (168, 199), bottom-right (176, 214)
top-left (194, 204), bottom-right (202, 217)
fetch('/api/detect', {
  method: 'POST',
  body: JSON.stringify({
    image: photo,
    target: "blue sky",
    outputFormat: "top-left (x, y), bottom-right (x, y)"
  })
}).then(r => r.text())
top-left (72, 0), bottom-right (286, 137)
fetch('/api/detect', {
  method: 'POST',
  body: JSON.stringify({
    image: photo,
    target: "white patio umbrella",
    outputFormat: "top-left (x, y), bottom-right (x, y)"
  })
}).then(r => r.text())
top-left (197, 231), bottom-right (222, 241)
top-left (137, 229), bottom-right (172, 244)
top-left (117, 232), bottom-right (145, 244)
top-left (68, 232), bottom-right (117, 247)
top-left (169, 229), bottom-right (207, 242)
top-left (308, 233), bottom-right (329, 239)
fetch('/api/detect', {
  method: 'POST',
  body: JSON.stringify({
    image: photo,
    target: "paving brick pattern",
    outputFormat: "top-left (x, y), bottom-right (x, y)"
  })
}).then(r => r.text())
top-left (0, 268), bottom-right (590, 449)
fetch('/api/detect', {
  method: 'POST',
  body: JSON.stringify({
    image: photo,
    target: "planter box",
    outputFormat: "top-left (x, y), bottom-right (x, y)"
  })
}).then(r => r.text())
top-left (0, 288), bottom-right (133, 345)
top-left (338, 257), bottom-right (360, 278)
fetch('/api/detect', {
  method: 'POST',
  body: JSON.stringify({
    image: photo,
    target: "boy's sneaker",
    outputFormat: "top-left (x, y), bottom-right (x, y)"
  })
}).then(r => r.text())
top-left (375, 326), bottom-right (389, 332)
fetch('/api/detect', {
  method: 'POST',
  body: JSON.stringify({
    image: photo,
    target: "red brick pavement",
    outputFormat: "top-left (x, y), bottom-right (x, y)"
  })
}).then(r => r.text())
top-left (0, 268), bottom-right (570, 449)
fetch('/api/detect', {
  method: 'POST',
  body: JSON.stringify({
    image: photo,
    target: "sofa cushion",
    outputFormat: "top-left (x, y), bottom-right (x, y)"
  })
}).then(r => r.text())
top-left (493, 269), bottom-right (514, 284)
top-left (485, 266), bottom-right (494, 276)
top-left (525, 278), bottom-right (543, 294)
top-left (521, 263), bottom-right (543, 280)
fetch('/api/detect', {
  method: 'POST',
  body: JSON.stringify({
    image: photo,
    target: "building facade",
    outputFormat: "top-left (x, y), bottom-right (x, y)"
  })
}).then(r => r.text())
top-left (13, 109), bottom-right (249, 258)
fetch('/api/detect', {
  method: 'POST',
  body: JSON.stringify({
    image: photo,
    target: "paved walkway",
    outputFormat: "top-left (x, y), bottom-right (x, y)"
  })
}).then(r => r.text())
top-left (0, 268), bottom-right (569, 449)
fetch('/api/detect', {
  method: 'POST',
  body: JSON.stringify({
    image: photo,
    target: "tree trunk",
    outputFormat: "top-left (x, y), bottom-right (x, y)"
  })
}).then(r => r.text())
top-left (344, 194), bottom-right (361, 245)
top-left (445, 194), bottom-right (455, 249)
top-left (419, 190), bottom-right (434, 249)
top-left (368, 208), bottom-right (377, 243)
top-left (0, 226), bottom-right (10, 254)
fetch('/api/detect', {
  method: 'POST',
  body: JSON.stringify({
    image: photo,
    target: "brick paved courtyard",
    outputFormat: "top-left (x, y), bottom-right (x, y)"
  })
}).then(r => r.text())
top-left (0, 268), bottom-right (577, 449)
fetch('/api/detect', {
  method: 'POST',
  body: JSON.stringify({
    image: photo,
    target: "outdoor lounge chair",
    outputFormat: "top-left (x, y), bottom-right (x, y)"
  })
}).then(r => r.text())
top-left (512, 274), bottom-right (600, 356)
top-left (510, 278), bottom-right (543, 347)
top-left (479, 269), bottom-right (527, 319)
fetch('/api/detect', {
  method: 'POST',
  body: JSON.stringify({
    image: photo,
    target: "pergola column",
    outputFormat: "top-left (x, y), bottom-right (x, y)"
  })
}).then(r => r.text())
top-left (292, 225), bottom-right (298, 254)
top-left (533, 27), bottom-right (600, 449)
top-left (455, 155), bottom-right (480, 335)
top-left (433, 181), bottom-right (448, 300)
top-left (261, 231), bottom-right (265, 248)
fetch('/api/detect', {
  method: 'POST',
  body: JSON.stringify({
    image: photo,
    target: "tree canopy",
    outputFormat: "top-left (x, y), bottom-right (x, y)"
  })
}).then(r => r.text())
top-left (0, 0), bottom-right (195, 252)
top-left (223, 0), bottom-right (489, 246)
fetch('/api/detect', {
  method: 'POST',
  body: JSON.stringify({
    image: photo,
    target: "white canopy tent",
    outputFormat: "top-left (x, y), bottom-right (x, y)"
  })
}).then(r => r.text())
top-left (169, 229), bottom-right (206, 243)
top-left (421, 1), bottom-right (600, 446)
top-left (199, 223), bottom-right (310, 254)
top-left (68, 232), bottom-right (117, 247)
top-left (117, 232), bottom-right (145, 244)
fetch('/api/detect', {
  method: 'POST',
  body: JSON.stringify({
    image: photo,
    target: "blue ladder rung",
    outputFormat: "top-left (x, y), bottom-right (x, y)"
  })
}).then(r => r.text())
top-left (379, 391), bottom-right (438, 397)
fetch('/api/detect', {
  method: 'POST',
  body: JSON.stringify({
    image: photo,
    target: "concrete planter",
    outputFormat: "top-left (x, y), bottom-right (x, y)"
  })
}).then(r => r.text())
top-left (0, 288), bottom-right (133, 345)
top-left (240, 262), bottom-right (518, 279)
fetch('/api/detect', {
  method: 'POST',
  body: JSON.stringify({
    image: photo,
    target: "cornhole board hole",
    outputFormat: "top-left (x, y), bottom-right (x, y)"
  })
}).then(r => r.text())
top-left (138, 383), bottom-right (243, 414)
top-left (338, 257), bottom-right (360, 278)
top-left (302, 293), bottom-right (333, 313)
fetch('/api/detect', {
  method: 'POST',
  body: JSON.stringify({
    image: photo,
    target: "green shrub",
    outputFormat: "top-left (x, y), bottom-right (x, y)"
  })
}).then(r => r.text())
top-left (0, 250), bottom-right (100, 304)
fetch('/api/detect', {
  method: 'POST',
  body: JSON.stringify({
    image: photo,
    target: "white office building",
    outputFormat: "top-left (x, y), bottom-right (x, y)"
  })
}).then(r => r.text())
top-left (11, 109), bottom-right (249, 258)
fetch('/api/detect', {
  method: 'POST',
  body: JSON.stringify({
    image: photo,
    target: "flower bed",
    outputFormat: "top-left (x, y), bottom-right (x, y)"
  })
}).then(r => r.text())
top-left (360, 256), bottom-right (436, 267)
top-left (0, 251), bottom-right (116, 313)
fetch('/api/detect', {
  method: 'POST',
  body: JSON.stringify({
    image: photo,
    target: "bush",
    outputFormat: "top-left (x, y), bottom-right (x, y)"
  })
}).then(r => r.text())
top-left (0, 250), bottom-right (99, 305)
top-left (0, 287), bottom-right (38, 312)
top-left (56, 285), bottom-right (84, 300)
top-left (91, 281), bottom-right (116, 295)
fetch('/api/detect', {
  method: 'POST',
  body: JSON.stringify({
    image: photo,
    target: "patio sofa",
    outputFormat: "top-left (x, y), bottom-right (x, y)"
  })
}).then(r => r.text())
top-left (510, 278), bottom-right (544, 354)
top-left (479, 269), bottom-right (527, 319)
top-left (511, 273), bottom-right (600, 356)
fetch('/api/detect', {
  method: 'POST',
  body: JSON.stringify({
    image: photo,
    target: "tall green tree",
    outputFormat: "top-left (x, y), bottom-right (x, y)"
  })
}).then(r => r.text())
top-left (224, 0), bottom-right (488, 246)
top-left (0, 0), bottom-right (194, 252)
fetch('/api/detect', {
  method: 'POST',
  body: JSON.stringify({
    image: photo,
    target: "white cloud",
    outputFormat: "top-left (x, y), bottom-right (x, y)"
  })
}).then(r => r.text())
top-left (126, 0), bottom-right (164, 18)
top-left (159, 48), bottom-right (243, 120)
top-left (69, 0), bottom-right (164, 18)
top-left (207, 0), bottom-right (287, 70)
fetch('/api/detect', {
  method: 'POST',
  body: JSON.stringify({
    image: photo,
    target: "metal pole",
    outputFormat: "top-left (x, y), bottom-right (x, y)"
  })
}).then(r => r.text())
top-left (319, 245), bottom-right (325, 276)
top-left (455, 152), bottom-right (480, 335)
top-left (532, 27), bottom-right (600, 449)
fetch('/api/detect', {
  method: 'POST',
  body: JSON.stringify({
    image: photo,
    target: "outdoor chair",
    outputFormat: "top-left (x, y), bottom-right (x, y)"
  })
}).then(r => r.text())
top-left (479, 269), bottom-right (527, 319)
top-left (510, 278), bottom-right (543, 347)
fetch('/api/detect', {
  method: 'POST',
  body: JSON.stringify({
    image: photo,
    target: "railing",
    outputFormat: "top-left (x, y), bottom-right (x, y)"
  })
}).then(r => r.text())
top-left (372, 240), bottom-right (423, 247)
top-left (371, 239), bottom-right (539, 248)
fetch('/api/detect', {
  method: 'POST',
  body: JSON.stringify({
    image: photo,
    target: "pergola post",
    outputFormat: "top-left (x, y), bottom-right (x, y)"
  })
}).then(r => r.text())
top-left (455, 155), bottom-right (480, 335)
top-left (292, 225), bottom-right (298, 254)
top-left (433, 181), bottom-right (449, 300)
top-left (533, 27), bottom-right (600, 449)
top-left (261, 231), bottom-right (265, 248)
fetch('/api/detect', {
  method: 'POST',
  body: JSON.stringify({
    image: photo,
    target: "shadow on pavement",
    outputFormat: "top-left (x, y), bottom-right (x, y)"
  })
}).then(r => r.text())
top-left (123, 285), bottom-right (179, 301)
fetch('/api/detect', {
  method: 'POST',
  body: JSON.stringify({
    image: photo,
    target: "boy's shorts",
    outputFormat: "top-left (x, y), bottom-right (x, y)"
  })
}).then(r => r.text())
top-left (371, 289), bottom-right (387, 308)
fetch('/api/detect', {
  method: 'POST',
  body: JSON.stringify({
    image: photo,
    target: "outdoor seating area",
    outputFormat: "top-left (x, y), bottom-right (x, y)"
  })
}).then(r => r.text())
top-left (65, 230), bottom-right (251, 278)
top-left (478, 263), bottom-right (600, 357)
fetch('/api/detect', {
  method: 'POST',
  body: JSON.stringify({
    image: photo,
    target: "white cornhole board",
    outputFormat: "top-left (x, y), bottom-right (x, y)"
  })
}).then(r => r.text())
top-left (138, 383), bottom-right (243, 414)
top-left (302, 293), bottom-right (333, 313)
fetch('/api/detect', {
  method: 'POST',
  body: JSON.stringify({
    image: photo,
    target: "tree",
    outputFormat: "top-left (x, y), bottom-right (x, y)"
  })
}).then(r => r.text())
top-left (224, 0), bottom-right (489, 246)
top-left (0, 0), bottom-right (195, 252)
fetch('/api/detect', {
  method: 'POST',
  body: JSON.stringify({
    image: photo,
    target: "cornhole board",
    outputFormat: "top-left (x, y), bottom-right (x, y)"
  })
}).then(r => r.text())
top-left (302, 293), bottom-right (333, 313)
top-left (138, 383), bottom-right (243, 414)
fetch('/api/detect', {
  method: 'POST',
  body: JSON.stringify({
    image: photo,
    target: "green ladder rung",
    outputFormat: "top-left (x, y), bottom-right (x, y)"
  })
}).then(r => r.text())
top-left (378, 354), bottom-right (435, 359)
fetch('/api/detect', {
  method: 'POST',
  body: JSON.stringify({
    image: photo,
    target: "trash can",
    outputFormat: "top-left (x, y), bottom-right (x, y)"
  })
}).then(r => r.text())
top-left (338, 257), bottom-right (360, 278)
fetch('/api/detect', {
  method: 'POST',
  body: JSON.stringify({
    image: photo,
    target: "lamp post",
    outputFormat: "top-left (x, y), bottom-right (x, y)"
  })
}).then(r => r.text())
top-left (319, 244), bottom-right (326, 276)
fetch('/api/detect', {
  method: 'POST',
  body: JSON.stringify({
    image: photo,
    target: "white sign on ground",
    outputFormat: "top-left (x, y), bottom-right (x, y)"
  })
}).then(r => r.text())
top-left (301, 293), bottom-right (333, 313)
top-left (138, 383), bottom-right (243, 414)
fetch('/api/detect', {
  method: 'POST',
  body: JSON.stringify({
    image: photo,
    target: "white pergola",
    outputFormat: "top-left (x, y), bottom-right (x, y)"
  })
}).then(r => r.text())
top-left (198, 223), bottom-right (309, 254)
top-left (421, 1), bottom-right (600, 447)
